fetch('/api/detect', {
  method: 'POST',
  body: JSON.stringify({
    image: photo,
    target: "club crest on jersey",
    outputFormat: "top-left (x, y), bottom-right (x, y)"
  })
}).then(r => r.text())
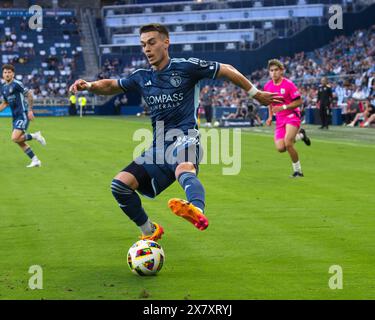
top-left (280, 88), bottom-right (285, 94)
top-left (170, 73), bottom-right (182, 88)
top-left (199, 60), bottom-right (209, 67)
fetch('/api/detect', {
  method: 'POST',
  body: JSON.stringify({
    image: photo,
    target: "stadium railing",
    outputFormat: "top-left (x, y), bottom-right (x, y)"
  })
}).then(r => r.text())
top-left (83, 8), bottom-right (101, 59)
top-left (103, 4), bottom-right (324, 29)
top-left (111, 29), bottom-right (255, 46)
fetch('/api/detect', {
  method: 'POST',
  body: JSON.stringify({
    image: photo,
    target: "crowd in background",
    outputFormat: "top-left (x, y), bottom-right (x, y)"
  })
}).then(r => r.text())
top-left (0, 16), bottom-right (82, 99)
top-left (94, 25), bottom-right (375, 127)
top-left (1, 15), bottom-right (374, 127)
top-left (2, 52), bottom-right (82, 99)
top-left (248, 26), bottom-right (375, 126)
top-left (97, 56), bottom-right (148, 80)
top-left (200, 26), bottom-right (375, 126)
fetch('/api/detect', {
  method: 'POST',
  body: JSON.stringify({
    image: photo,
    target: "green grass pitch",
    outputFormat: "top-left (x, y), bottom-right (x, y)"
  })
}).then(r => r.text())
top-left (0, 116), bottom-right (374, 300)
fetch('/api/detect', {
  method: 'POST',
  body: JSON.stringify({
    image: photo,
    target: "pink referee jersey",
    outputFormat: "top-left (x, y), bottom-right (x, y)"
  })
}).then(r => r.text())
top-left (264, 77), bottom-right (302, 140)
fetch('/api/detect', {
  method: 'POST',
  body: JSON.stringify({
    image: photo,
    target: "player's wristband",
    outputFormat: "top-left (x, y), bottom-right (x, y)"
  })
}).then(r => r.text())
top-left (282, 104), bottom-right (287, 110)
top-left (87, 82), bottom-right (93, 91)
top-left (247, 86), bottom-right (259, 98)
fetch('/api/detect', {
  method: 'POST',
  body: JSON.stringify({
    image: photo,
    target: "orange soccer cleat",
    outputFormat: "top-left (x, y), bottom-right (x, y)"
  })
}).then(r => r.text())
top-left (140, 222), bottom-right (164, 241)
top-left (168, 198), bottom-right (208, 231)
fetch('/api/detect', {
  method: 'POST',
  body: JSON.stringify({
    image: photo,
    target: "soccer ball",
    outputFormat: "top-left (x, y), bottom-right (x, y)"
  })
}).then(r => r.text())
top-left (127, 240), bottom-right (165, 276)
top-left (213, 121), bottom-right (220, 127)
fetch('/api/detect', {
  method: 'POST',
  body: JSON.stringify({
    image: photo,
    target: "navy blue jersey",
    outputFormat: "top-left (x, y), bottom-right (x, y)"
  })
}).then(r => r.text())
top-left (118, 57), bottom-right (220, 142)
top-left (1, 79), bottom-right (29, 118)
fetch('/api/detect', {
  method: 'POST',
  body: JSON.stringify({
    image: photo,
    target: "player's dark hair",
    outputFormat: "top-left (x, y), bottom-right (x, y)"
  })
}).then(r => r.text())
top-left (267, 59), bottom-right (284, 70)
top-left (2, 64), bottom-right (15, 73)
top-left (139, 23), bottom-right (169, 38)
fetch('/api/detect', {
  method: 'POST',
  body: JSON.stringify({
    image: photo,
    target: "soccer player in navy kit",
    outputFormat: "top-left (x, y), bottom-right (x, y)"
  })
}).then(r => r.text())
top-left (0, 64), bottom-right (46, 167)
top-left (69, 24), bottom-right (281, 241)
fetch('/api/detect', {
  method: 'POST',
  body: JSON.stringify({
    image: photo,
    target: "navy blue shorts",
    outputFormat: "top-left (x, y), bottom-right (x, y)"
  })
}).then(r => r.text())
top-left (12, 114), bottom-right (29, 132)
top-left (128, 132), bottom-right (203, 198)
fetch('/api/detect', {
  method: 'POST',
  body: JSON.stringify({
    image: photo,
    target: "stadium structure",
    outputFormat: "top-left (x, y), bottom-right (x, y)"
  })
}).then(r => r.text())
top-left (0, 0), bottom-right (374, 126)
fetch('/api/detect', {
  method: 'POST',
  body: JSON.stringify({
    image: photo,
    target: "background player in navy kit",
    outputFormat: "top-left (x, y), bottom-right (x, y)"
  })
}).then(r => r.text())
top-left (0, 64), bottom-right (46, 167)
top-left (69, 24), bottom-right (281, 241)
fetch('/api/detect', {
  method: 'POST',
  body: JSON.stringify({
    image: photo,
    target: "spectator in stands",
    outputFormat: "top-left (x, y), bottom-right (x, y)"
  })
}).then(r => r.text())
top-left (0, 0), bottom-right (12, 8)
top-left (0, 13), bottom-right (83, 99)
top-left (248, 26), bottom-right (374, 112)
top-left (93, 24), bottom-right (371, 124)
top-left (352, 85), bottom-right (368, 100)
top-left (225, 102), bottom-right (248, 120)
top-left (120, 94), bottom-right (128, 105)
top-left (90, 24), bottom-right (374, 125)
top-left (368, 72), bottom-right (375, 96)
top-left (247, 100), bottom-right (263, 126)
top-left (347, 98), bottom-right (375, 127)
top-left (334, 80), bottom-right (346, 107)
top-left (361, 112), bottom-right (375, 127)
top-left (114, 94), bottom-right (128, 115)
top-left (342, 97), bottom-right (361, 125)
top-left (360, 93), bottom-right (375, 128)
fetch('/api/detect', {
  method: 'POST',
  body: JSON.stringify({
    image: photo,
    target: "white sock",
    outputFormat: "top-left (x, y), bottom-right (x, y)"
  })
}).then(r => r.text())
top-left (295, 133), bottom-right (303, 142)
top-left (196, 207), bottom-right (203, 213)
top-left (30, 132), bottom-right (37, 139)
top-left (292, 161), bottom-right (302, 173)
top-left (140, 219), bottom-right (154, 236)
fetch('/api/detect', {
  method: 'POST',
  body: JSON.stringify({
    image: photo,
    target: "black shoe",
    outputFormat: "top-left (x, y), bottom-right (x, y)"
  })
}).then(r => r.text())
top-left (299, 128), bottom-right (311, 146)
top-left (319, 126), bottom-right (324, 129)
top-left (290, 172), bottom-right (304, 178)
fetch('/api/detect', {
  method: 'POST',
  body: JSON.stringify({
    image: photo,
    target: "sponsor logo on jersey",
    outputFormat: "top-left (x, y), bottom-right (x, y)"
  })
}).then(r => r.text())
top-left (145, 92), bottom-right (184, 110)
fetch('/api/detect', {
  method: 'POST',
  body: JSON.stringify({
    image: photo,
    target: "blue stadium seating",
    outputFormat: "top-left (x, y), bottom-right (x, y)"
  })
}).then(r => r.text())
top-left (0, 12), bottom-right (84, 92)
